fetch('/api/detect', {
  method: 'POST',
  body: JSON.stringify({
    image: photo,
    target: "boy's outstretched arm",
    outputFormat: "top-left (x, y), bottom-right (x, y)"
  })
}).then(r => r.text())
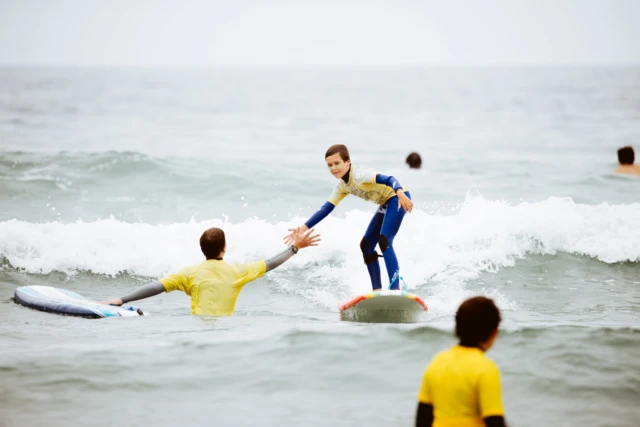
top-left (98, 281), bottom-right (166, 306)
top-left (283, 202), bottom-right (334, 246)
top-left (268, 228), bottom-right (321, 272)
top-left (304, 202), bottom-right (335, 229)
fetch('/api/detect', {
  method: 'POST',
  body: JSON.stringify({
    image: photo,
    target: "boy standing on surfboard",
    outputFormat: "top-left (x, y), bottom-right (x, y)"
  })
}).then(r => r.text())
top-left (284, 144), bottom-right (413, 291)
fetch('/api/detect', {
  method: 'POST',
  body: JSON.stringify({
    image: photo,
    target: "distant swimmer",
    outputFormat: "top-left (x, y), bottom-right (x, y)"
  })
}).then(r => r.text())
top-left (99, 227), bottom-right (320, 316)
top-left (614, 146), bottom-right (640, 176)
top-left (415, 296), bottom-right (507, 427)
top-left (284, 144), bottom-right (413, 291)
top-left (406, 152), bottom-right (422, 169)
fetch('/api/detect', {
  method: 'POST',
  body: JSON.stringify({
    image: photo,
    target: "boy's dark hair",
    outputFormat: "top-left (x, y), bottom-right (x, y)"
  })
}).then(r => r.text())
top-left (618, 146), bottom-right (635, 165)
top-left (406, 152), bottom-right (422, 169)
top-left (325, 144), bottom-right (350, 161)
top-left (455, 296), bottom-right (501, 347)
top-left (200, 227), bottom-right (226, 259)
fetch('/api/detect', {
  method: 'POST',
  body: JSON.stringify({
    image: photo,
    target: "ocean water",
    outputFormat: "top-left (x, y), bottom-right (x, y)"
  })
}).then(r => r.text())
top-left (0, 67), bottom-right (639, 427)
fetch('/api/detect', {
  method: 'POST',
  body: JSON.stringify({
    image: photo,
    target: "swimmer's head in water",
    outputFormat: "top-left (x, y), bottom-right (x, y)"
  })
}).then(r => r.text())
top-left (406, 152), bottom-right (422, 169)
top-left (618, 146), bottom-right (635, 165)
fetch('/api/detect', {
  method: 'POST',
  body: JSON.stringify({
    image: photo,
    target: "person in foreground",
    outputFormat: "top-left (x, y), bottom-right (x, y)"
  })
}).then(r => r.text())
top-left (284, 144), bottom-right (413, 291)
top-left (415, 296), bottom-right (507, 427)
top-left (99, 227), bottom-right (320, 316)
top-left (614, 146), bottom-right (640, 176)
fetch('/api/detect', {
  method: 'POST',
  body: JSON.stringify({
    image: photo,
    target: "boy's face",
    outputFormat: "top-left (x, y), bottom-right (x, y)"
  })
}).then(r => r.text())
top-left (326, 153), bottom-right (350, 179)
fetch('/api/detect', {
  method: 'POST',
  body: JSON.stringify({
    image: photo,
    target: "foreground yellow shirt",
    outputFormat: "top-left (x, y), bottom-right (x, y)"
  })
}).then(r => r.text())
top-left (418, 345), bottom-right (504, 427)
top-left (160, 259), bottom-right (266, 316)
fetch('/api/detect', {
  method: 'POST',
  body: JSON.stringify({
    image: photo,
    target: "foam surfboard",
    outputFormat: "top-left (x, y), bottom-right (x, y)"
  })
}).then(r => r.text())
top-left (14, 285), bottom-right (148, 318)
top-left (339, 290), bottom-right (427, 323)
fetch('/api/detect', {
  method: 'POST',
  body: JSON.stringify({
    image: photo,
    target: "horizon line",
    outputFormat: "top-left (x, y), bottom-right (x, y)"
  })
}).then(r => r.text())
top-left (1, 62), bottom-right (640, 70)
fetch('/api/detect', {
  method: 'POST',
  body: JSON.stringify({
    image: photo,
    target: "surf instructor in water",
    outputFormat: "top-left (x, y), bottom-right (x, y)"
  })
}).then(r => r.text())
top-left (284, 144), bottom-right (413, 291)
top-left (99, 227), bottom-right (321, 315)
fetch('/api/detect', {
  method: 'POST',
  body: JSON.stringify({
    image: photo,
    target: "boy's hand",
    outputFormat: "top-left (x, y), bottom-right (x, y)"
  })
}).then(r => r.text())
top-left (293, 228), bottom-right (321, 249)
top-left (397, 191), bottom-right (413, 213)
top-left (98, 298), bottom-right (124, 306)
top-left (283, 224), bottom-right (309, 246)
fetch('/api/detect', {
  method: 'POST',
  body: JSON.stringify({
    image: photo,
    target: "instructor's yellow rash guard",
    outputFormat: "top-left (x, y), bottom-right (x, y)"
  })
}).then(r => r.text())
top-left (418, 345), bottom-right (505, 427)
top-left (160, 259), bottom-right (266, 316)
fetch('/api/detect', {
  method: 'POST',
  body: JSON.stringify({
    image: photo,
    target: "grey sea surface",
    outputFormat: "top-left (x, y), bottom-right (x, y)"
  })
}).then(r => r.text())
top-left (1, 67), bottom-right (639, 427)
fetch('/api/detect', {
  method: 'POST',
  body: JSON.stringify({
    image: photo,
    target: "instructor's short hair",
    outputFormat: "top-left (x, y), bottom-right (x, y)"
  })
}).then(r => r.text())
top-left (325, 144), bottom-right (350, 162)
top-left (618, 146), bottom-right (635, 165)
top-left (200, 227), bottom-right (226, 259)
top-left (455, 296), bottom-right (501, 347)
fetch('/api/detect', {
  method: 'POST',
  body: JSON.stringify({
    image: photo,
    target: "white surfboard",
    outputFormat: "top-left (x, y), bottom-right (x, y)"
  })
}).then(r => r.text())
top-left (14, 285), bottom-right (149, 318)
top-left (339, 290), bottom-right (427, 323)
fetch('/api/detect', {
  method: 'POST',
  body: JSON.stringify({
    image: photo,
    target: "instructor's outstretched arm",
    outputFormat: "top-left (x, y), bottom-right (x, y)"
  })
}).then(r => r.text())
top-left (98, 281), bottom-right (166, 306)
top-left (283, 202), bottom-right (335, 245)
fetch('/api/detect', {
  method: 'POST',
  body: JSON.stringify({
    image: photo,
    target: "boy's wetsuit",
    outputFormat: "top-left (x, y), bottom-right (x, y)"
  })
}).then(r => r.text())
top-left (304, 164), bottom-right (411, 290)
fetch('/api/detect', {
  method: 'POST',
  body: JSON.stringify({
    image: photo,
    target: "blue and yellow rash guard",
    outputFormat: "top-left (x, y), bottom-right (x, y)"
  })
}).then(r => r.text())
top-left (418, 345), bottom-right (505, 427)
top-left (305, 165), bottom-right (406, 228)
top-left (329, 164), bottom-right (398, 205)
top-left (160, 259), bottom-right (266, 316)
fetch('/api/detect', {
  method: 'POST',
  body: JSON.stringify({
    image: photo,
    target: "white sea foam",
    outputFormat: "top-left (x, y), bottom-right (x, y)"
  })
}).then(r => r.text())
top-left (2, 195), bottom-right (639, 313)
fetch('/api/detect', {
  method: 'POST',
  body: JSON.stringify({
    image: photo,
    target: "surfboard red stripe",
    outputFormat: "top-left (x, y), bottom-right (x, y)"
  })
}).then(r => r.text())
top-left (338, 295), bottom-right (367, 311)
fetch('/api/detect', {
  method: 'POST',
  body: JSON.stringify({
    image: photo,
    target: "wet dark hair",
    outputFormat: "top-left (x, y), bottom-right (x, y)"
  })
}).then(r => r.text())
top-left (406, 152), bottom-right (422, 169)
top-left (617, 146), bottom-right (635, 165)
top-left (455, 296), bottom-right (501, 347)
top-left (200, 227), bottom-right (226, 259)
top-left (325, 144), bottom-right (350, 162)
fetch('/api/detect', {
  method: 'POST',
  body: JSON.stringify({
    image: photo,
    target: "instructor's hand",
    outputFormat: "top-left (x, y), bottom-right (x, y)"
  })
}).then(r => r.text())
top-left (292, 228), bottom-right (321, 249)
top-left (397, 191), bottom-right (413, 213)
top-left (283, 224), bottom-right (309, 246)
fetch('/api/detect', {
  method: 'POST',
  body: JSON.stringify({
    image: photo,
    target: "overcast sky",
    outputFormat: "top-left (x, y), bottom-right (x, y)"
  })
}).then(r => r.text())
top-left (1, 0), bottom-right (638, 67)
